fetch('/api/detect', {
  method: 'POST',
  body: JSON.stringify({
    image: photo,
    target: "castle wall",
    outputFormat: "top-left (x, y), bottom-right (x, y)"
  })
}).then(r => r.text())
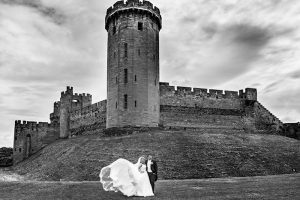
top-left (160, 83), bottom-right (243, 110)
top-left (160, 105), bottom-right (244, 129)
top-left (253, 101), bottom-right (283, 133)
top-left (70, 100), bottom-right (107, 135)
top-left (13, 121), bottom-right (59, 164)
top-left (283, 123), bottom-right (300, 139)
top-left (159, 83), bottom-right (260, 131)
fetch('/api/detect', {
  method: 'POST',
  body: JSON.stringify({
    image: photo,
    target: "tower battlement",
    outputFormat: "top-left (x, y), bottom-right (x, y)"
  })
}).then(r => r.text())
top-left (105, 0), bottom-right (162, 30)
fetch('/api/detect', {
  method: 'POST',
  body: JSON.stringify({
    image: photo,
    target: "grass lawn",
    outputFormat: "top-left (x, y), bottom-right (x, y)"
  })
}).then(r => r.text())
top-left (0, 174), bottom-right (299, 200)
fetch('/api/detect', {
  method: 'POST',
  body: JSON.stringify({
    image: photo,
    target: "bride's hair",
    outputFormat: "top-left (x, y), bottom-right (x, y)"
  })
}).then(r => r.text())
top-left (137, 156), bottom-right (145, 164)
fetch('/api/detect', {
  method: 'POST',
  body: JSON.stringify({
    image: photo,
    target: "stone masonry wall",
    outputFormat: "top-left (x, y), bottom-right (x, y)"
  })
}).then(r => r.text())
top-left (13, 121), bottom-right (59, 164)
top-left (253, 101), bottom-right (283, 133)
top-left (160, 82), bottom-right (243, 110)
top-left (160, 105), bottom-right (244, 129)
top-left (70, 100), bottom-right (107, 135)
top-left (159, 82), bottom-right (245, 129)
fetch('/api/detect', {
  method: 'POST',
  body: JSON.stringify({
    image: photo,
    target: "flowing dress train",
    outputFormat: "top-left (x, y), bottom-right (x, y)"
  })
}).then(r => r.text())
top-left (100, 158), bottom-right (154, 197)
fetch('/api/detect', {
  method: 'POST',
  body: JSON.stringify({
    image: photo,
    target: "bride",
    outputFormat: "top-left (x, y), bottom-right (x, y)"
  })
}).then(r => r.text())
top-left (99, 156), bottom-right (154, 197)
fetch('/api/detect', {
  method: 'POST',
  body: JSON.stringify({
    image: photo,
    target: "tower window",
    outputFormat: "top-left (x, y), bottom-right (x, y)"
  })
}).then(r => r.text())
top-left (116, 102), bottom-right (118, 109)
top-left (138, 22), bottom-right (143, 31)
top-left (19, 148), bottom-right (21, 152)
top-left (113, 26), bottom-right (116, 35)
top-left (124, 94), bottom-right (128, 109)
top-left (138, 49), bottom-right (141, 56)
top-left (116, 76), bottom-right (118, 84)
top-left (124, 43), bottom-right (128, 58)
top-left (114, 52), bottom-right (116, 59)
top-left (124, 69), bottom-right (128, 83)
top-left (135, 101), bottom-right (137, 108)
top-left (135, 75), bottom-right (137, 82)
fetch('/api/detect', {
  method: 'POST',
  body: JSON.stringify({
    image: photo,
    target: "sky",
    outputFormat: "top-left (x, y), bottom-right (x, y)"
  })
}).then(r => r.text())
top-left (0, 0), bottom-right (300, 147)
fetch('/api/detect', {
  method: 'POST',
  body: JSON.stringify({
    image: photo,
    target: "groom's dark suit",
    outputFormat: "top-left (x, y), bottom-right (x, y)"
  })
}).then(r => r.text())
top-left (145, 160), bottom-right (157, 193)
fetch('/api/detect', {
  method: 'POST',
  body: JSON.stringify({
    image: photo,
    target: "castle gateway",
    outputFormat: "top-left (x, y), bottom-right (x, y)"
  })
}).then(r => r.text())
top-left (13, 0), bottom-right (283, 164)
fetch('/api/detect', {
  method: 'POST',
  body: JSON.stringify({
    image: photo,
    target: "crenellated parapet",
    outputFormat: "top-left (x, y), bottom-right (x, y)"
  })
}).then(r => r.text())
top-left (14, 120), bottom-right (58, 133)
top-left (105, 0), bottom-right (162, 30)
top-left (159, 82), bottom-right (251, 100)
top-left (60, 86), bottom-right (73, 97)
top-left (60, 86), bottom-right (92, 106)
top-left (72, 92), bottom-right (92, 109)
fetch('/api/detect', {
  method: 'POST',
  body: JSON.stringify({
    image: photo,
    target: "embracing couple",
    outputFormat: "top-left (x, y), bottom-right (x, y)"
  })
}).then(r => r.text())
top-left (100, 155), bottom-right (158, 197)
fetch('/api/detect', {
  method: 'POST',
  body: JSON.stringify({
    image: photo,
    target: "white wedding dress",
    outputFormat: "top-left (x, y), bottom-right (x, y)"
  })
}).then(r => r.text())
top-left (99, 157), bottom-right (154, 197)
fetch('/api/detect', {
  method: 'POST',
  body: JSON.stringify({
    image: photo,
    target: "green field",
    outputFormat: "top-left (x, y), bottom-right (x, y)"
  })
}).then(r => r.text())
top-left (0, 174), bottom-right (299, 200)
top-left (11, 129), bottom-right (300, 181)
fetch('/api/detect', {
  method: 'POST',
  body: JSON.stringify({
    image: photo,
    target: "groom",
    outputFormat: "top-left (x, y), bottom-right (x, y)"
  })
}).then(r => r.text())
top-left (145, 155), bottom-right (158, 193)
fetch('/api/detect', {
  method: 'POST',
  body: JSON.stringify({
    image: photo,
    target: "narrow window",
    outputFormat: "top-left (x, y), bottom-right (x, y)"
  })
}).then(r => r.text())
top-left (135, 75), bottom-right (137, 82)
top-left (113, 26), bottom-right (116, 35)
top-left (116, 76), bottom-right (118, 84)
top-left (138, 22), bottom-right (143, 31)
top-left (114, 51), bottom-right (116, 58)
top-left (124, 94), bottom-right (128, 109)
top-left (124, 69), bottom-right (128, 83)
top-left (15, 136), bottom-right (17, 141)
top-left (124, 43), bottom-right (128, 58)
top-left (135, 101), bottom-right (137, 108)
top-left (14, 148), bottom-right (16, 151)
top-left (19, 148), bottom-right (21, 152)
top-left (138, 49), bottom-right (141, 56)
top-left (116, 102), bottom-right (118, 109)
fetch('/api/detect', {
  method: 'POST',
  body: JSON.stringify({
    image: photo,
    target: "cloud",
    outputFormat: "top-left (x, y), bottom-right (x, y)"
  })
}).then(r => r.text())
top-left (0, 0), bottom-right (65, 24)
top-left (191, 23), bottom-right (272, 85)
top-left (289, 70), bottom-right (300, 79)
top-left (0, 0), bottom-right (106, 88)
top-left (263, 80), bottom-right (282, 94)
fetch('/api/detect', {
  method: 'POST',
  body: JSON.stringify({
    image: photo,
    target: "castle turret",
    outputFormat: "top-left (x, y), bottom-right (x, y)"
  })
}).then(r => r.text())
top-left (105, 0), bottom-right (162, 128)
top-left (59, 86), bottom-right (73, 138)
top-left (245, 88), bottom-right (257, 101)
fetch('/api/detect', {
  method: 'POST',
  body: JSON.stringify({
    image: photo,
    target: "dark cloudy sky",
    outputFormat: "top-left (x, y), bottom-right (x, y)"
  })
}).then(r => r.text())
top-left (1, 0), bottom-right (300, 147)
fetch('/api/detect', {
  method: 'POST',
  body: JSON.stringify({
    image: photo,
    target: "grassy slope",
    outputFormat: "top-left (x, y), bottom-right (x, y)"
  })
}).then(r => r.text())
top-left (12, 129), bottom-right (300, 181)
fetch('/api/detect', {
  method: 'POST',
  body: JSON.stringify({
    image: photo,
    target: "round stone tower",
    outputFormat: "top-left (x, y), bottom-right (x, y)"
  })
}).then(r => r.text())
top-left (105, 0), bottom-right (162, 128)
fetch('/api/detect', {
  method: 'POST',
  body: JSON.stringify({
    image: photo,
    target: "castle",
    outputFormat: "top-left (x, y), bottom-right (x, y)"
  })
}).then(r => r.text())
top-left (13, 0), bottom-right (284, 164)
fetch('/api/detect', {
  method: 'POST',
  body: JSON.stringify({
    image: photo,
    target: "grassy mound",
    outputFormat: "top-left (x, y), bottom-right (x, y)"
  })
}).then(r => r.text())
top-left (11, 129), bottom-right (300, 181)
